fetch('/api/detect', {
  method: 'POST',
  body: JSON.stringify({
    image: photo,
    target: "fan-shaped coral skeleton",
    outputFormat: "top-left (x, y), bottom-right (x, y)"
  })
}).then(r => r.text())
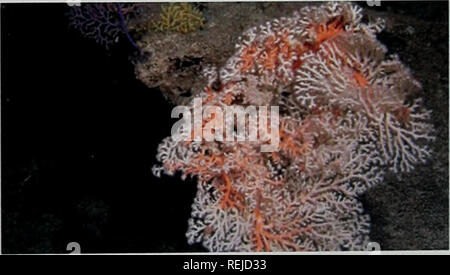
top-left (152, 2), bottom-right (434, 251)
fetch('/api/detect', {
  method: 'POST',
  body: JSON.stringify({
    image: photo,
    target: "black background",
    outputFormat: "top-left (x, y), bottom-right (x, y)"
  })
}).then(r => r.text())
top-left (1, 3), bottom-right (203, 253)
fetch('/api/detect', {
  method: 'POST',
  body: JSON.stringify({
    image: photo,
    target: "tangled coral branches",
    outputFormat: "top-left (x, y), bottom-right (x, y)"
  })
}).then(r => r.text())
top-left (152, 2), bottom-right (434, 251)
top-left (151, 3), bottom-right (204, 34)
top-left (67, 3), bottom-right (139, 49)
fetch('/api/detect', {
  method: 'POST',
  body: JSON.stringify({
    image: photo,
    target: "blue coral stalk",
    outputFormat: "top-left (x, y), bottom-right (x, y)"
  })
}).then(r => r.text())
top-left (116, 3), bottom-right (139, 50)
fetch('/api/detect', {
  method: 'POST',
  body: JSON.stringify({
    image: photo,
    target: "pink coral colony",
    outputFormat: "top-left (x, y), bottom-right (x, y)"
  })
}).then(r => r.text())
top-left (152, 2), bottom-right (434, 251)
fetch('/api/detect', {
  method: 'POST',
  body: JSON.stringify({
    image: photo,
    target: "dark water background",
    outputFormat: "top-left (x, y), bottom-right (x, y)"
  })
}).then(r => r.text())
top-left (2, 3), bottom-right (203, 253)
top-left (1, 2), bottom-right (448, 253)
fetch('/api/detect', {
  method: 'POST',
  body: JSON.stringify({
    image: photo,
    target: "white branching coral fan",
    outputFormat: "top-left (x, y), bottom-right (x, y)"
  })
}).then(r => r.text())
top-left (152, 2), bottom-right (434, 251)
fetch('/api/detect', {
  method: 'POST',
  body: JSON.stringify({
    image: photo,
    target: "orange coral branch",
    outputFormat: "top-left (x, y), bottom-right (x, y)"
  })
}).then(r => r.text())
top-left (312, 16), bottom-right (345, 49)
top-left (219, 172), bottom-right (245, 211)
top-left (252, 203), bottom-right (305, 251)
top-left (240, 44), bottom-right (258, 72)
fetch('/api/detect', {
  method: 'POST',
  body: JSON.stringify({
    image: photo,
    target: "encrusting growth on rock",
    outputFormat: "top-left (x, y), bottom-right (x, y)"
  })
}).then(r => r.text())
top-left (152, 2), bottom-right (434, 251)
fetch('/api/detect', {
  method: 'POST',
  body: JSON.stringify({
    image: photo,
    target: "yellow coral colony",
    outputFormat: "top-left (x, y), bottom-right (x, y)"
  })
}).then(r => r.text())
top-left (152, 3), bottom-right (204, 34)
